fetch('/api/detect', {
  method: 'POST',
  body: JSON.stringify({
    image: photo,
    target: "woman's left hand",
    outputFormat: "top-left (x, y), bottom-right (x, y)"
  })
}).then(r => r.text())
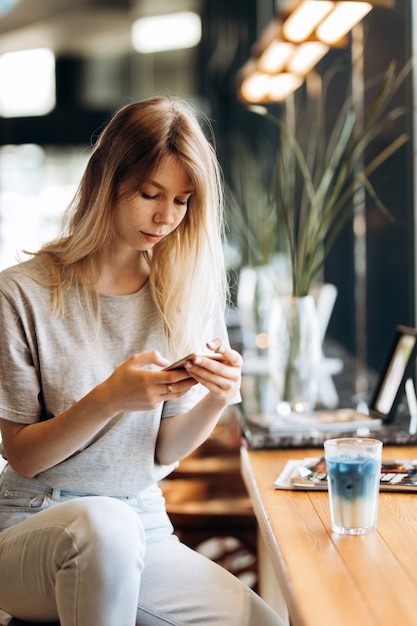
top-left (183, 339), bottom-right (242, 404)
top-left (156, 339), bottom-right (242, 465)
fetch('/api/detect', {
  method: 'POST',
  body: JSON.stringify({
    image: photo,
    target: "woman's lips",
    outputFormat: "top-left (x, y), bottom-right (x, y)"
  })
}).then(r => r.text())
top-left (141, 232), bottom-right (164, 244)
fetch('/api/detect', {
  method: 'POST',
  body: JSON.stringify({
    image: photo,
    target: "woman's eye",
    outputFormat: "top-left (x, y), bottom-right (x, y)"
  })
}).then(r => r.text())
top-left (141, 191), bottom-right (158, 200)
top-left (176, 198), bottom-right (190, 207)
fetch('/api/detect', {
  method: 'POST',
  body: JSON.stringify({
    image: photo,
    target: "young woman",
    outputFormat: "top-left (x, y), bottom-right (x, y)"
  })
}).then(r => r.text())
top-left (0, 96), bottom-right (283, 626)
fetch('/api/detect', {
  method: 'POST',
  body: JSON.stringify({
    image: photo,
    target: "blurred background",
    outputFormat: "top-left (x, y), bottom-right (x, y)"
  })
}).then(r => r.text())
top-left (0, 0), bottom-right (414, 387)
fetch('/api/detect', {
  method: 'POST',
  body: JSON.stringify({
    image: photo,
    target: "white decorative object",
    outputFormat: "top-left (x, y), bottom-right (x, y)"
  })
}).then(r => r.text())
top-left (268, 294), bottom-right (322, 416)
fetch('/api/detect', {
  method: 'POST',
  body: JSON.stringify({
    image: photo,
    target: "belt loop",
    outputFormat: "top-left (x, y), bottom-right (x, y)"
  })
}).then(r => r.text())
top-left (51, 487), bottom-right (61, 501)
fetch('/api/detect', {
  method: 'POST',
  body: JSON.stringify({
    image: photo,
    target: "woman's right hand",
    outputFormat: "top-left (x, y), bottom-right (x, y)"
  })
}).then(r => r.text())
top-left (99, 351), bottom-right (197, 413)
top-left (0, 351), bottom-right (196, 478)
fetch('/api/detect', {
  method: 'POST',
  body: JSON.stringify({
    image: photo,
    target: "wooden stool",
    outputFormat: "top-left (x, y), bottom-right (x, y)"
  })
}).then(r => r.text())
top-left (160, 424), bottom-right (258, 590)
top-left (162, 473), bottom-right (257, 587)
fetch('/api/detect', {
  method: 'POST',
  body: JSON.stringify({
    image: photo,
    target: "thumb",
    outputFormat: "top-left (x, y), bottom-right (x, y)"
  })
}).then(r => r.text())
top-left (132, 351), bottom-right (170, 369)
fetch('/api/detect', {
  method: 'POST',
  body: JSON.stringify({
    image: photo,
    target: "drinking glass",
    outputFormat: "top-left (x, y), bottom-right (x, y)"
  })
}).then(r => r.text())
top-left (324, 437), bottom-right (382, 535)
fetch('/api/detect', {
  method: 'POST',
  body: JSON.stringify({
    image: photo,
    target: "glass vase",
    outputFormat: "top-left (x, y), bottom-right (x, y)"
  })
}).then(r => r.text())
top-left (237, 264), bottom-right (277, 357)
top-left (268, 295), bottom-right (322, 417)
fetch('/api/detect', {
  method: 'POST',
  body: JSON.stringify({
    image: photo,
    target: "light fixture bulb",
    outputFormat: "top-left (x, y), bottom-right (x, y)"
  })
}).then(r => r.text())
top-left (283, 1), bottom-right (334, 42)
top-left (0, 48), bottom-right (55, 117)
top-left (240, 72), bottom-right (271, 103)
top-left (269, 73), bottom-right (303, 100)
top-left (258, 41), bottom-right (295, 73)
top-left (288, 41), bottom-right (329, 75)
top-left (132, 12), bottom-right (201, 53)
top-left (317, 2), bottom-right (372, 44)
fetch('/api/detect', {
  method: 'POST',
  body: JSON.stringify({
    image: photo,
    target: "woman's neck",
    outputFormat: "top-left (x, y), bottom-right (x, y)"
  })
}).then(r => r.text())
top-left (95, 251), bottom-right (150, 296)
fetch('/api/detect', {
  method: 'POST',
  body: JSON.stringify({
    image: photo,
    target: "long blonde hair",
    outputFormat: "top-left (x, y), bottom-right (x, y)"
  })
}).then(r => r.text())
top-left (34, 96), bottom-right (227, 357)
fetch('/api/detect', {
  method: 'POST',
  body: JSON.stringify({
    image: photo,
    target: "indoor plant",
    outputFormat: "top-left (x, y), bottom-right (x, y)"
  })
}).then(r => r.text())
top-left (249, 60), bottom-right (409, 298)
top-left (228, 61), bottom-right (410, 415)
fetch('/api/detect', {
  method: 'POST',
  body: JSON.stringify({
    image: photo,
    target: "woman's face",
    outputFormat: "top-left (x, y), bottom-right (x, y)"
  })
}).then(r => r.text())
top-left (114, 155), bottom-right (193, 253)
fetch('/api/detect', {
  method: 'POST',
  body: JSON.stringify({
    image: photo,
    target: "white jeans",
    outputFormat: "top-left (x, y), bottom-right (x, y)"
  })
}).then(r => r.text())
top-left (0, 468), bottom-right (284, 626)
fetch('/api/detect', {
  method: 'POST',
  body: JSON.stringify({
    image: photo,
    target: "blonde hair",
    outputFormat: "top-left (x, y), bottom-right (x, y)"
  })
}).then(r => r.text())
top-left (33, 96), bottom-right (227, 357)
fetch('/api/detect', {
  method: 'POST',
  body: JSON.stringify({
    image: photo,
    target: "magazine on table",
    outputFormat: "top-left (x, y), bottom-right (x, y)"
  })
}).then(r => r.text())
top-left (274, 456), bottom-right (417, 492)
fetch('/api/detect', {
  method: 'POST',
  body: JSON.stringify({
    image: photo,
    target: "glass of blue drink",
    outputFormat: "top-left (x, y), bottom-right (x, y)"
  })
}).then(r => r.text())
top-left (324, 438), bottom-right (383, 535)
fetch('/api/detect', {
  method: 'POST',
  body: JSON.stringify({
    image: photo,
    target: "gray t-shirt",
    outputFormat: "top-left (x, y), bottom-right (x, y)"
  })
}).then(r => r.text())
top-left (0, 259), bottom-right (229, 496)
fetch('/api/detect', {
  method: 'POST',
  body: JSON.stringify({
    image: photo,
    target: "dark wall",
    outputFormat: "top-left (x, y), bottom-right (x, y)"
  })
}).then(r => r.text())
top-left (321, 48), bottom-right (356, 358)
top-left (321, 3), bottom-right (414, 371)
top-left (363, 3), bottom-right (415, 371)
top-left (199, 0), bottom-right (270, 166)
top-left (322, 3), bottom-right (415, 371)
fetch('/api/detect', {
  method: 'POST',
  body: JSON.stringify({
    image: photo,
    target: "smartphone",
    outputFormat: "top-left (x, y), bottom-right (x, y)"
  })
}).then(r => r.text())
top-left (163, 352), bottom-right (225, 371)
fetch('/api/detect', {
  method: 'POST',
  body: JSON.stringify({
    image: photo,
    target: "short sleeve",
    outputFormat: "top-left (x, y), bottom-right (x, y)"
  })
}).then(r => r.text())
top-left (0, 283), bottom-right (42, 424)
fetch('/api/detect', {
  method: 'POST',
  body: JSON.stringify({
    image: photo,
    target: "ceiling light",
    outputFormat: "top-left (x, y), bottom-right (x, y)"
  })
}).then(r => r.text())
top-left (288, 41), bottom-right (329, 74)
top-left (239, 70), bottom-right (303, 103)
top-left (237, 0), bottom-right (393, 102)
top-left (316, 2), bottom-right (372, 44)
top-left (239, 72), bottom-right (271, 103)
top-left (0, 48), bottom-right (55, 117)
top-left (283, 1), bottom-right (334, 42)
top-left (269, 73), bottom-right (304, 101)
top-left (132, 12), bottom-right (201, 54)
top-left (258, 41), bottom-right (295, 73)
top-left (283, 1), bottom-right (374, 45)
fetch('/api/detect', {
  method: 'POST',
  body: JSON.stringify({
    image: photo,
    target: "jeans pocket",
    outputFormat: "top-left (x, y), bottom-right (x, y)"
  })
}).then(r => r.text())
top-left (0, 487), bottom-right (49, 512)
top-left (0, 485), bottom-right (50, 530)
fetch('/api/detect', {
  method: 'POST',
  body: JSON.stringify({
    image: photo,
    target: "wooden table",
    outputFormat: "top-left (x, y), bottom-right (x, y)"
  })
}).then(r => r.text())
top-left (241, 445), bottom-right (417, 626)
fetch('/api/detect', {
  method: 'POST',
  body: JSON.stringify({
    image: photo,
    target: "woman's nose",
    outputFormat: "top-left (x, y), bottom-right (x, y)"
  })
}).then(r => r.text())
top-left (153, 201), bottom-right (175, 224)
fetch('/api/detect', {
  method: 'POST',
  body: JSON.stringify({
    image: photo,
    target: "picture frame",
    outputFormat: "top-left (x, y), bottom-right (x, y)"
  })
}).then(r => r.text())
top-left (368, 325), bottom-right (417, 422)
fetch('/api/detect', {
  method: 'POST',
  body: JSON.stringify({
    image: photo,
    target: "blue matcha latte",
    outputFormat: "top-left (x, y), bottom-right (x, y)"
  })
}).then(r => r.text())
top-left (324, 438), bottom-right (382, 535)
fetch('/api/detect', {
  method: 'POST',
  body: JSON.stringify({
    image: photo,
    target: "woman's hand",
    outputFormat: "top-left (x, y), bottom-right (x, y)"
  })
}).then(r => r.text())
top-left (100, 351), bottom-right (197, 413)
top-left (182, 339), bottom-right (242, 405)
top-left (155, 339), bottom-right (243, 466)
top-left (0, 350), bottom-right (197, 478)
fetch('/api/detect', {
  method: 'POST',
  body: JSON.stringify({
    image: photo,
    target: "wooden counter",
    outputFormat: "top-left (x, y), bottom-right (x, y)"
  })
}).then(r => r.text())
top-left (241, 445), bottom-right (417, 626)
